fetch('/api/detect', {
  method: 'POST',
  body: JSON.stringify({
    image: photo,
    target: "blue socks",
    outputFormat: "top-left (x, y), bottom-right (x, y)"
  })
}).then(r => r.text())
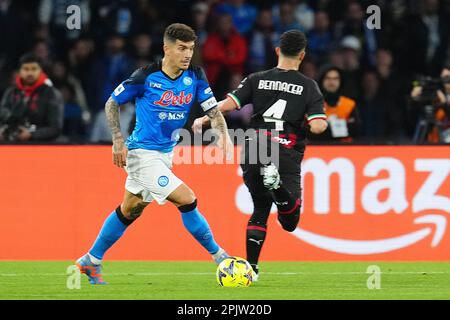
top-left (88, 201), bottom-right (219, 261)
top-left (89, 207), bottom-right (130, 260)
top-left (179, 200), bottom-right (219, 254)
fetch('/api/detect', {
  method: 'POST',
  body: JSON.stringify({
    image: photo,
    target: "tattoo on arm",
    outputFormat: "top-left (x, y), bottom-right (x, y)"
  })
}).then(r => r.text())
top-left (206, 107), bottom-right (228, 138)
top-left (105, 97), bottom-right (122, 141)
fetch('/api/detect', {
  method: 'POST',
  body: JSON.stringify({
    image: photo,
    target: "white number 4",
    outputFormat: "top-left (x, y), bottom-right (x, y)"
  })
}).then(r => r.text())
top-left (263, 99), bottom-right (287, 130)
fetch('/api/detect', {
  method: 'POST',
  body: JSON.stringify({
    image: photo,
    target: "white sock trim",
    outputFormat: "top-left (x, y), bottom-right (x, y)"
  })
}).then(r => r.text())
top-left (212, 248), bottom-right (225, 259)
top-left (88, 253), bottom-right (102, 265)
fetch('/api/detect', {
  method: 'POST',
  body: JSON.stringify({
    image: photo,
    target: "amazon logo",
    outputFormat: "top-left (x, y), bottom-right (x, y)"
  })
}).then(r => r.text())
top-left (235, 155), bottom-right (449, 256)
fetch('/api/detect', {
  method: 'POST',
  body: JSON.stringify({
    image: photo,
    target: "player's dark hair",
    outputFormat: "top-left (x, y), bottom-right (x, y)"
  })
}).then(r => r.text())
top-left (164, 23), bottom-right (197, 43)
top-left (279, 30), bottom-right (307, 57)
top-left (19, 53), bottom-right (42, 67)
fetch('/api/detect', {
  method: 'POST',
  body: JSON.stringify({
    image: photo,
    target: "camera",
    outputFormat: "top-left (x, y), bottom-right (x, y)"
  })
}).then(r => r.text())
top-left (411, 75), bottom-right (450, 143)
top-left (412, 75), bottom-right (450, 103)
top-left (0, 101), bottom-right (30, 141)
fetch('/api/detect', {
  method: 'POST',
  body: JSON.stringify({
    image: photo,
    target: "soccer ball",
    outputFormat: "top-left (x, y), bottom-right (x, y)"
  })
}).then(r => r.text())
top-left (216, 256), bottom-right (253, 287)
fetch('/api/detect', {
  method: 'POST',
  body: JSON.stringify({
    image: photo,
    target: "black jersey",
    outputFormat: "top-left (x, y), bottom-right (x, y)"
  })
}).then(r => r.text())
top-left (228, 67), bottom-right (326, 152)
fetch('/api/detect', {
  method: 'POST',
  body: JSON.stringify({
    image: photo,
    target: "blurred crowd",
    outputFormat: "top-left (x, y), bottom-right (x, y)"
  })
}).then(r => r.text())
top-left (0, 0), bottom-right (449, 144)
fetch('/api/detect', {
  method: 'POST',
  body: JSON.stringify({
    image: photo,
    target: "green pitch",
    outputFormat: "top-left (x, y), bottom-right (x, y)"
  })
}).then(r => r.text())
top-left (0, 261), bottom-right (449, 300)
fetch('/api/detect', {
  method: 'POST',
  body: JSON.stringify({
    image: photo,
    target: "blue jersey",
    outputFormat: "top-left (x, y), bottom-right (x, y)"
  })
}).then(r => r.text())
top-left (110, 61), bottom-right (218, 152)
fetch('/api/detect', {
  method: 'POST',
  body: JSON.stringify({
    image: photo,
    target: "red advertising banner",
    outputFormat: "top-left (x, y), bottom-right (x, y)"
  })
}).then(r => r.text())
top-left (0, 146), bottom-right (448, 261)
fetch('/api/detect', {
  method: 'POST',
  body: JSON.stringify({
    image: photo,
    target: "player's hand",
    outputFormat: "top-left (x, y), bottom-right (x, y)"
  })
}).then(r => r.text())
top-left (191, 116), bottom-right (208, 134)
top-left (217, 133), bottom-right (234, 161)
top-left (112, 138), bottom-right (128, 168)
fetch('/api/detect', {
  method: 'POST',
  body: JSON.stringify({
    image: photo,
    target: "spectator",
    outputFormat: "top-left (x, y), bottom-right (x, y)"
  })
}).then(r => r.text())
top-left (50, 60), bottom-right (91, 125)
top-left (0, 0), bottom-right (31, 73)
top-left (272, 0), bottom-right (314, 32)
top-left (68, 38), bottom-right (95, 95)
top-left (334, 1), bottom-right (378, 68)
top-left (38, 0), bottom-right (90, 55)
top-left (299, 58), bottom-right (318, 80)
top-left (292, 0), bottom-right (315, 32)
top-left (60, 82), bottom-right (85, 142)
top-left (32, 40), bottom-right (54, 72)
top-left (339, 35), bottom-right (363, 99)
top-left (310, 65), bottom-right (359, 142)
top-left (90, 0), bottom-right (133, 39)
top-left (306, 11), bottom-right (333, 64)
top-left (191, 2), bottom-right (210, 47)
top-left (88, 34), bottom-right (134, 113)
top-left (247, 8), bottom-right (278, 73)
top-left (215, 0), bottom-right (258, 36)
top-left (273, 1), bottom-right (304, 34)
top-left (375, 49), bottom-right (408, 140)
top-left (400, 0), bottom-right (450, 76)
top-left (202, 13), bottom-right (247, 98)
top-left (131, 33), bottom-right (160, 68)
top-left (357, 70), bottom-right (392, 142)
top-left (190, 2), bottom-right (211, 67)
top-left (131, 0), bottom-right (165, 37)
top-left (0, 53), bottom-right (63, 142)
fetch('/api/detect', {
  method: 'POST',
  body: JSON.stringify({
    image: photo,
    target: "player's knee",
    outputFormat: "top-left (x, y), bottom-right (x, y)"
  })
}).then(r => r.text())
top-left (281, 221), bottom-right (298, 232)
top-left (120, 201), bottom-right (148, 221)
top-left (177, 196), bottom-right (197, 212)
top-left (279, 201), bottom-right (301, 232)
top-left (176, 190), bottom-right (196, 208)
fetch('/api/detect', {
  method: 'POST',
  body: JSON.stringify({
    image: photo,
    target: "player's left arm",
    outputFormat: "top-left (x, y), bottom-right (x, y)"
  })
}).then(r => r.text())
top-left (193, 66), bottom-right (234, 159)
top-left (192, 98), bottom-right (237, 132)
top-left (206, 106), bottom-right (234, 160)
top-left (306, 80), bottom-right (328, 134)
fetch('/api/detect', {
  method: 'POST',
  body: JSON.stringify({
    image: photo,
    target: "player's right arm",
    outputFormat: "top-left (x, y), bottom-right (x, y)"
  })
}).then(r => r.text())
top-left (107, 67), bottom-right (148, 168)
top-left (105, 97), bottom-right (127, 168)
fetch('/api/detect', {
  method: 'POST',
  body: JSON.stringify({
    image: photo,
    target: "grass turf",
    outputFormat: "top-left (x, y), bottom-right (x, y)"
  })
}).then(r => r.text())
top-left (0, 261), bottom-right (449, 300)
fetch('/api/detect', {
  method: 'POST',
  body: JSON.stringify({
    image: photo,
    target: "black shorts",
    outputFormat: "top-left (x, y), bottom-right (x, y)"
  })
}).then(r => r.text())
top-left (240, 139), bottom-right (304, 200)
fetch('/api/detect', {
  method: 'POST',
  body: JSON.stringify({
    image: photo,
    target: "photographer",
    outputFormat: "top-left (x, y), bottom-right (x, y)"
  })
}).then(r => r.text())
top-left (0, 53), bottom-right (63, 142)
top-left (410, 68), bottom-right (450, 143)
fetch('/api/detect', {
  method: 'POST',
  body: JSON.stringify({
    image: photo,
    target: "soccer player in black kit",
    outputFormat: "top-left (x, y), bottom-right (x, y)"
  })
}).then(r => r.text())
top-left (193, 30), bottom-right (328, 281)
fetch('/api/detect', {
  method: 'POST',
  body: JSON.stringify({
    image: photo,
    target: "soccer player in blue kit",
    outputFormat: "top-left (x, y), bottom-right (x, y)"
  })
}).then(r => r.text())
top-left (76, 24), bottom-right (232, 284)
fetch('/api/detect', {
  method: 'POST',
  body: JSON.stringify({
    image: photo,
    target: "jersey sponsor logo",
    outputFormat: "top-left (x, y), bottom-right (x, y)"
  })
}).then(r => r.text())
top-left (149, 82), bottom-right (162, 88)
top-left (154, 90), bottom-right (193, 106)
top-left (168, 112), bottom-right (185, 120)
top-left (183, 77), bottom-right (193, 86)
top-left (158, 112), bottom-right (185, 120)
top-left (257, 80), bottom-right (304, 95)
top-left (158, 112), bottom-right (167, 120)
top-left (272, 136), bottom-right (291, 146)
top-left (113, 83), bottom-right (125, 96)
top-left (158, 175), bottom-right (169, 187)
top-left (263, 131), bottom-right (297, 149)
